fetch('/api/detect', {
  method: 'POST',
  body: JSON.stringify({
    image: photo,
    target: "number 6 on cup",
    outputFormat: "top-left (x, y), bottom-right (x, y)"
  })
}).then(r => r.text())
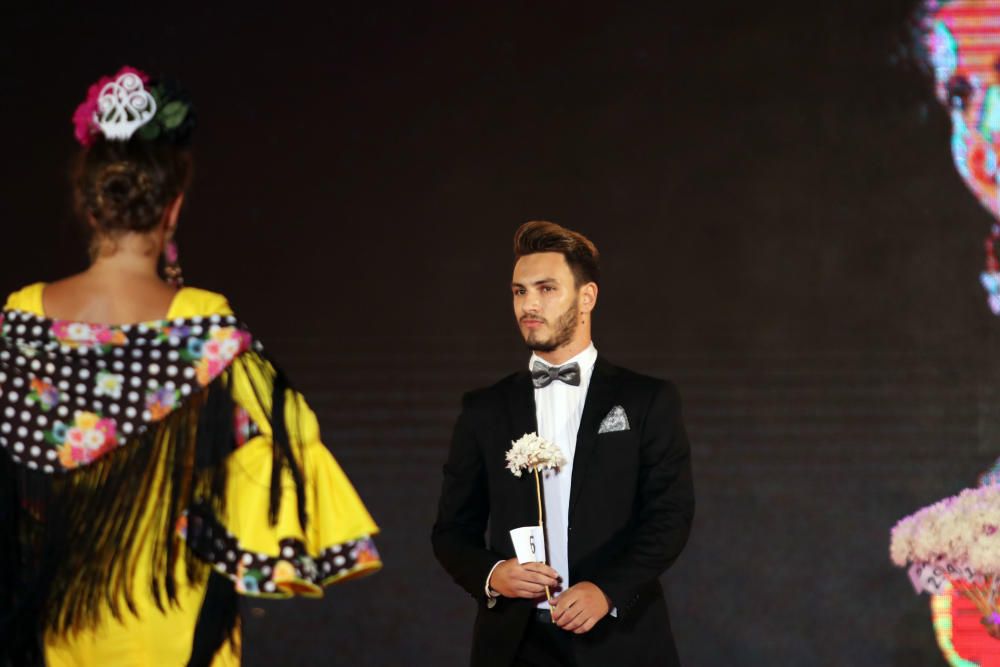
top-left (509, 526), bottom-right (547, 565)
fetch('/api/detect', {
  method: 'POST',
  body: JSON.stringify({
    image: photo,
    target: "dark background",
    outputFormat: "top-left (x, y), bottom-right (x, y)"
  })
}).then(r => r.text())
top-left (3, 1), bottom-right (997, 664)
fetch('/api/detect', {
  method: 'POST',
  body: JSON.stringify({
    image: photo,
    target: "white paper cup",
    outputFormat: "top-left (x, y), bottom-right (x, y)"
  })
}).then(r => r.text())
top-left (509, 526), bottom-right (547, 564)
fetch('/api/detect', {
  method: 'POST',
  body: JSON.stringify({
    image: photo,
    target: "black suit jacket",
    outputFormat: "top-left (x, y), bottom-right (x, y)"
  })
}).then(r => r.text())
top-left (432, 356), bottom-right (695, 667)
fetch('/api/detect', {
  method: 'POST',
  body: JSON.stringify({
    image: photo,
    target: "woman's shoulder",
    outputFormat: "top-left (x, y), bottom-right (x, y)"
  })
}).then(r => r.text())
top-left (168, 286), bottom-right (235, 319)
top-left (3, 282), bottom-right (46, 315)
top-left (3, 283), bottom-right (235, 320)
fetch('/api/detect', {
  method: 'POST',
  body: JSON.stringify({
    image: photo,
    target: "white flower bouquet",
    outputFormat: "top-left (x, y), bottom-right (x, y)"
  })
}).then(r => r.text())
top-left (506, 432), bottom-right (567, 603)
top-left (891, 485), bottom-right (1000, 637)
top-left (506, 432), bottom-right (567, 479)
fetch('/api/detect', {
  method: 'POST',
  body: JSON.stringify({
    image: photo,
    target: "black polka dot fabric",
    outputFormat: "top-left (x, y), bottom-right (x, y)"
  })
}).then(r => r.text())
top-left (180, 505), bottom-right (382, 598)
top-left (0, 310), bottom-right (259, 473)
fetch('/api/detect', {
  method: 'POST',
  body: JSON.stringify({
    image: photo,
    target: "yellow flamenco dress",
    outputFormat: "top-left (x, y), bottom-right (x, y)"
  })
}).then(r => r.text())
top-left (2, 283), bottom-right (381, 666)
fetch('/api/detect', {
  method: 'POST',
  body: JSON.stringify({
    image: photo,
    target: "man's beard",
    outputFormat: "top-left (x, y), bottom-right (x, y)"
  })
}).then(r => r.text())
top-left (524, 298), bottom-right (578, 353)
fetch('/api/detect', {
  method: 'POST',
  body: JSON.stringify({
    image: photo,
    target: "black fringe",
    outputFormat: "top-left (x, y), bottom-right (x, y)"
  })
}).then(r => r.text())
top-left (0, 350), bottom-right (306, 666)
top-left (186, 570), bottom-right (240, 667)
top-left (269, 370), bottom-right (308, 529)
top-left (0, 451), bottom-right (43, 667)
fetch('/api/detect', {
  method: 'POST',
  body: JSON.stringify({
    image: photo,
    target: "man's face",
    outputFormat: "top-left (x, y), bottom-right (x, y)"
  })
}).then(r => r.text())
top-left (927, 1), bottom-right (1000, 218)
top-left (512, 252), bottom-right (580, 353)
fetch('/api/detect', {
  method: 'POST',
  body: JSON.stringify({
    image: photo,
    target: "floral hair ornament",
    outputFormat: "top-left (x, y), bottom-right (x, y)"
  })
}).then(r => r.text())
top-left (95, 71), bottom-right (157, 141)
top-left (72, 66), bottom-right (195, 147)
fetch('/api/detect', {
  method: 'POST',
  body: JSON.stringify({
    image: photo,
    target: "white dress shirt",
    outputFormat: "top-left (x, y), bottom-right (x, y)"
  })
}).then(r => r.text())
top-left (486, 343), bottom-right (615, 614)
top-left (531, 343), bottom-right (598, 609)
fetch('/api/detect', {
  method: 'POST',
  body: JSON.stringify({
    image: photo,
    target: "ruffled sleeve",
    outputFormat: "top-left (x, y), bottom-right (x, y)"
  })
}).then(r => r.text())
top-left (172, 288), bottom-right (382, 597)
top-left (188, 406), bottom-right (382, 597)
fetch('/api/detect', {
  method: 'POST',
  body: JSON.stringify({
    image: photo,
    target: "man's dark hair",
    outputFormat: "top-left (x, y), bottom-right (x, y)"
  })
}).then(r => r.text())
top-left (513, 220), bottom-right (600, 287)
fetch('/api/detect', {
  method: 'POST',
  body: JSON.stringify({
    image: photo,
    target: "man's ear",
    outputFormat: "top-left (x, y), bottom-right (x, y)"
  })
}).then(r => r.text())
top-left (580, 282), bottom-right (598, 314)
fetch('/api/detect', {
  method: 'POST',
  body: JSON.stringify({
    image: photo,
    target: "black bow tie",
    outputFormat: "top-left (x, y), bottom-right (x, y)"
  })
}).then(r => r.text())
top-left (531, 361), bottom-right (581, 388)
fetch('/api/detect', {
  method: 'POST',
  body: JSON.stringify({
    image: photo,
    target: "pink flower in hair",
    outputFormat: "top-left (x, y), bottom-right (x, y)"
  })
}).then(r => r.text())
top-left (72, 66), bottom-right (150, 147)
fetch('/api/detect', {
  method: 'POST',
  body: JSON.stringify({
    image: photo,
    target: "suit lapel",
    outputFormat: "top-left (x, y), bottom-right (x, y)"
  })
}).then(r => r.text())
top-left (504, 370), bottom-right (541, 521)
top-left (568, 356), bottom-right (618, 521)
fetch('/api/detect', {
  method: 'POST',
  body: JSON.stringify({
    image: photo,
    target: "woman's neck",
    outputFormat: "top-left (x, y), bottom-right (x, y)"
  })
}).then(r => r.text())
top-left (88, 234), bottom-right (161, 280)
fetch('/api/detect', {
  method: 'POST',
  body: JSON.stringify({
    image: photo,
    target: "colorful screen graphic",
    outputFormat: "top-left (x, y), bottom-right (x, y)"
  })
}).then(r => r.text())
top-left (923, 3), bottom-right (1000, 665)
top-left (926, 1), bottom-right (1000, 314)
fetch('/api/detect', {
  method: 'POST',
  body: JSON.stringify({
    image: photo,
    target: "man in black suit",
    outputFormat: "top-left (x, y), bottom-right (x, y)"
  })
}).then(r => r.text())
top-left (432, 221), bottom-right (695, 667)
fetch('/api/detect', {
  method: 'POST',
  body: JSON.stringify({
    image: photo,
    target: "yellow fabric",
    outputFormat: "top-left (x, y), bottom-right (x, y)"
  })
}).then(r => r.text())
top-left (2, 282), bottom-right (230, 322)
top-left (3, 281), bottom-right (45, 313)
top-left (4, 284), bottom-right (380, 666)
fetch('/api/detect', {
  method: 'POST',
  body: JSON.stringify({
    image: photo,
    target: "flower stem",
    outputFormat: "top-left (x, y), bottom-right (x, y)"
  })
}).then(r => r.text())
top-left (533, 467), bottom-right (553, 605)
top-left (954, 578), bottom-right (998, 622)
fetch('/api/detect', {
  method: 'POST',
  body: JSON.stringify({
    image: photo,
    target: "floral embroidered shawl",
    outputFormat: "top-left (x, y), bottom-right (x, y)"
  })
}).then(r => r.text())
top-left (0, 309), bottom-right (307, 663)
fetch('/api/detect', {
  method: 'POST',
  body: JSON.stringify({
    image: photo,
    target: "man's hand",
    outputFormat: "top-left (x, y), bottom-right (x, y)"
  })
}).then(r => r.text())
top-left (489, 559), bottom-right (560, 599)
top-left (550, 581), bottom-right (611, 634)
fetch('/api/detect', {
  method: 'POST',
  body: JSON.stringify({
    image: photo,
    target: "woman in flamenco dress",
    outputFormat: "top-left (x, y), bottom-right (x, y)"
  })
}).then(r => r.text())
top-left (0, 66), bottom-right (382, 666)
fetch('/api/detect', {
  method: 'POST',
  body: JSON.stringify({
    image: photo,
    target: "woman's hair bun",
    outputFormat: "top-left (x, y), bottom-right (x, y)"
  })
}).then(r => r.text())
top-left (73, 139), bottom-right (193, 236)
top-left (92, 162), bottom-right (159, 232)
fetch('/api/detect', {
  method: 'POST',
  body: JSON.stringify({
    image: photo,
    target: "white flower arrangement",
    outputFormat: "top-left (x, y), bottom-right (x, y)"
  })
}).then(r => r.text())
top-left (506, 432), bottom-right (567, 478)
top-left (506, 432), bottom-right (566, 605)
top-left (891, 485), bottom-right (1000, 573)
top-left (891, 484), bottom-right (1000, 638)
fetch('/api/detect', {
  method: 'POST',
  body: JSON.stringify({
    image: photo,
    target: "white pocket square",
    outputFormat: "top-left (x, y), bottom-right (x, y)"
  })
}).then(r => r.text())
top-left (598, 405), bottom-right (630, 434)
